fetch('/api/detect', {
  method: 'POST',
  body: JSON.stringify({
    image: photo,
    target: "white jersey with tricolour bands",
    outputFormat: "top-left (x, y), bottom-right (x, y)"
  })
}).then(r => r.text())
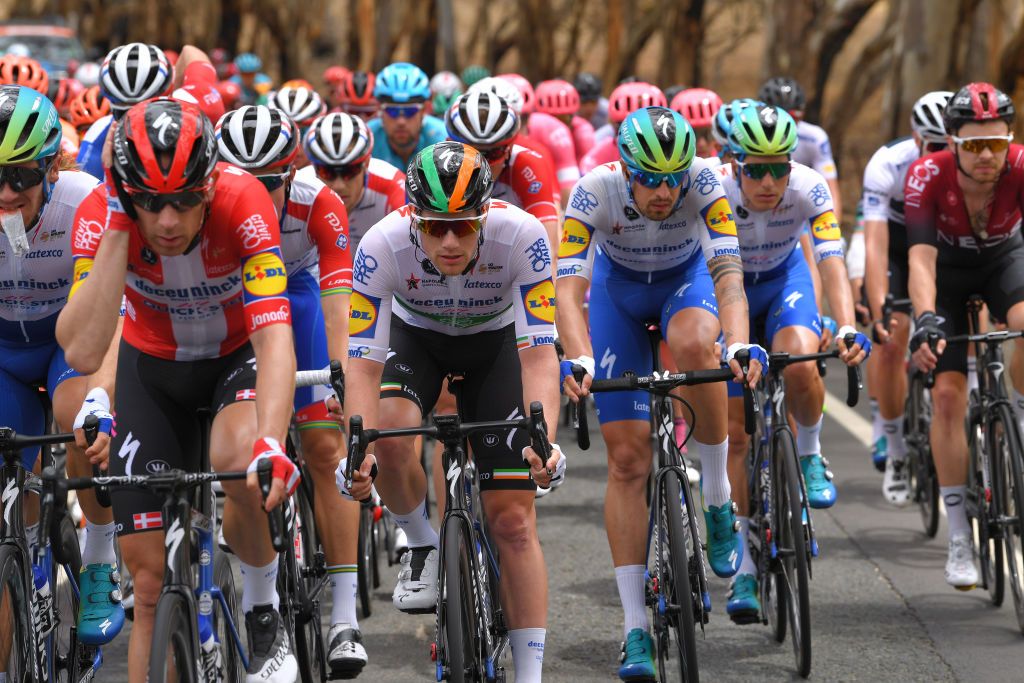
top-left (715, 162), bottom-right (843, 274)
top-left (556, 158), bottom-right (740, 282)
top-left (792, 120), bottom-right (837, 180)
top-left (860, 136), bottom-right (919, 225)
top-left (347, 199), bottom-right (555, 364)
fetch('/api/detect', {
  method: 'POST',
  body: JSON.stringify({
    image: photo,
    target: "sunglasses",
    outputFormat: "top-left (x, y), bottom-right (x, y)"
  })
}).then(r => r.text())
top-left (126, 188), bottom-right (207, 213)
top-left (314, 163), bottom-right (365, 182)
top-left (480, 146), bottom-right (511, 163)
top-left (0, 164), bottom-right (47, 192)
top-left (254, 169), bottom-right (291, 192)
top-left (412, 213), bottom-right (486, 238)
top-left (383, 104), bottom-right (424, 119)
top-left (630, 169), bottom-right (687, 189)
top-left (736, 161), bottom-right (792, 180)
top-left (952, 135), bottom-right (1013, 154)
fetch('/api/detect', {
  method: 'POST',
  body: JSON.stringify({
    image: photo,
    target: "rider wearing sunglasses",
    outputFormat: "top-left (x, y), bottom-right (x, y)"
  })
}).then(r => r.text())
top-left (368, 62), bottom-right (446, 171)
top-left (719, 103), bottom-right (871, 622)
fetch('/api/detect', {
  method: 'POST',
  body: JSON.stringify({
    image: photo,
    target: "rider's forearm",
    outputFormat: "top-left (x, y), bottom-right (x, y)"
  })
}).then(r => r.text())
top-left (819, 257), bottom-right (856, 329)
top-left (828, 178), bottom-right (843, 224)
top-left (520, 345), bottom-right (561, 442)
top-left (343, 358), bottom-right (385, 432)
top-left (250, 323), bottom-right (297, 444)
top-left (908, 244), bottom-right (938, 315)
top-left (174, 45), bottom-right (212, 87)
top-left (554, 276), bottom-right (593, 360)
top-left (85, 317), bottom-right (124, 396)
top-left (863, 219), bottom-right (890, 319)
top-left (322, 292), bottom-right (350, 373)
top-left (709, 255), bottom-right (749, 348)
top-left (800, 232), bottom-right (824, 316)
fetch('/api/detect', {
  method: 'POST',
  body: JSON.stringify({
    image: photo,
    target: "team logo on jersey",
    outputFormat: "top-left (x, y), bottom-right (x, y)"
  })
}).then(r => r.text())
top-left (520, 280), bottom-right (557, 325)
top-left (811, 210), bottom-right (841, 242)
top-left (69, 257), bottom-right (93, 299)
top-left (558, 218), bottom-right (591, 258)
top-left (701, 197), bottom-right (737, 237)
top-left (242, 251), bottom-right (287, 297)
top-left (349, 292), bottom-right (381, 337)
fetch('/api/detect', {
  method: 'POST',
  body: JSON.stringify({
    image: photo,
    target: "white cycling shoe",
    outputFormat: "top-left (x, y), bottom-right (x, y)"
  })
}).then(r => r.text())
top-left (392, 546), bottom-right (438, 613)
top-left (945, 532), bottom-right (979, 591)
top-left (882, 457), bottom-right (911, 507)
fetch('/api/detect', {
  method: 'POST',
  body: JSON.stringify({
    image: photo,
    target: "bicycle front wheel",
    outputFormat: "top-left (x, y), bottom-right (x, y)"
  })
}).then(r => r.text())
top-left (0, 545), bottom-right (37, 682)
top-left (357, 503), bottom-right (374, 619)
top-left (994, 405), bottom-right (1024, 633)
top-left (660, 471), bottom-right (699, 683)
top-left (440, 516), bottom-right (483, 683)
top-left (973, 413), bottom-right (1004, 605)
top-left (908, 375), bottom-right (939, 538)
top-left (213, 551), bottom-right (244, 683)
top-left (148, 591), bottom-right (199, 683)
top-left (776, 432), bottom-right (812, 677)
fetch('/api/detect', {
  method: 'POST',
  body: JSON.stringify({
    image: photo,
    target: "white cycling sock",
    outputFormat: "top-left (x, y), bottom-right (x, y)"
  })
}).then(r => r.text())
top-left (240, 558), bottom-right (279, 613)
top-left (81, 521), bottom-right (117, 566)
top-left (795, 416), bottom-right (823, 457)
top-left (941, 485), bottom-right (970, 539)
top-left (615, 564), bottom-right (647, 637)
top-left (967, 357), bottom-right (979, 394)
top-left (509, 628), bottom-right (545, 683)
top-left (736, 516), bottom-right (757, 576)
top-left (694, 438), bottom-right (730, 507)
top-left (328, 564), bottom-right (358, 629)
top-left (392, 499), bottom-right (438, 549)
top-left (881, 417), bottom-right (906, 461)
top-left (870, 398), bottom-right (882, 443)
top-left (1011, 389), bottom-right (1024, 436)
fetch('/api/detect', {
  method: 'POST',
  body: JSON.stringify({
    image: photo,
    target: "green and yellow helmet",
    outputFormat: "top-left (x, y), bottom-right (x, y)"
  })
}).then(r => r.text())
top-left (617, 106), bottom-right (695, 175)
top-left (0, 85), bottom-right (61, 164)
top-left (406, 141), bottom-right (493, 214)
top-left (729, 104), bottom-right (797, 159)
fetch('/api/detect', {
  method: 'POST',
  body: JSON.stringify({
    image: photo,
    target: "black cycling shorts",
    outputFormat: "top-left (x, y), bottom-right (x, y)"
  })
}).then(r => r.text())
top-left (935, 244), bottom-right (1024, 375)
top-left (108, 341), bottom-right (258, 536)
top-left (381, 317), bottom-right (537, 492)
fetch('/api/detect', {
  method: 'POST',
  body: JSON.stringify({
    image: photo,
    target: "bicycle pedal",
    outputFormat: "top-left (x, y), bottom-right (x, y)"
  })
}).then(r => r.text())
top-left (728, 611), bottom-right (760, 625)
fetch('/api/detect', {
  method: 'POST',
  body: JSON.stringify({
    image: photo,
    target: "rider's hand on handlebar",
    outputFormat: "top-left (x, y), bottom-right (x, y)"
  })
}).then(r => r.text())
top-left (72, 388), bottom-right (113, 468)
top-left (324, 393), bottom-right (343, 421)
top-left (336, 453), bottom-right (377, 502)
top-left (726, 343), bottom-right (767, 389)
top-left (837, 326), bottom-right (871, 366)
top-left (909, 312), bottom-right (946, 372)
top-left (247, 436), bottom-right (299, 510)
top-left (560, 356), bottom-right (594, 402)
top-left (523, 443), bottom-right (565, 491)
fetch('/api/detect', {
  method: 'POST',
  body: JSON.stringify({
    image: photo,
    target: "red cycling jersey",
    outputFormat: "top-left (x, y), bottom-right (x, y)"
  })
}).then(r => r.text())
top-left (71, 163), bottom-right (291, 361)
top-left (279, 174), bottom-right (352, 295)
top-left (512, 132), bottom-right (558, 188)
top-left (905, 145), bottom-right (1024, 263)
top-left (491, 145), bottom-right (559, 224)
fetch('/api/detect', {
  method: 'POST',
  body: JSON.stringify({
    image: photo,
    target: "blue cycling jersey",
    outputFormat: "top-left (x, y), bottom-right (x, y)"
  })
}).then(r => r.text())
top-left (75, 115), bottom-right (113, 181)
top-left (368, 114), bottom-right (446, 171)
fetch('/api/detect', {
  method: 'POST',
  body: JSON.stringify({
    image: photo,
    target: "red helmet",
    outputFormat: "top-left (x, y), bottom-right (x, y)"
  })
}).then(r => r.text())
top-left (498, 74), bottom-right (535, 115)
top-left (215, 80), bottom-right (242, 110)
top-left (112, 98), bottom-right (218, 193)
top-left (0, 56), bottom-right (49, 94)
top-left (535, 79), bottom-right (579, 116)
top-left (48, 77), bottom-right (85, 115)
top-left (69, 86), bottom-right (111, 133)
top-left (671, 87), bottom-right (722, 129)
top-left (323, 66), bottom-right (349, 86)
top-left (210, 48), bottom-right (230, 66)
top-left (944, 82), bottom-right (1016, 133)
top-left (164, 50), bottom-right (179, 66)
top-left (608, 82), bottom-right (666, 125)
top-left (338, 70), bottom-right (377, 108)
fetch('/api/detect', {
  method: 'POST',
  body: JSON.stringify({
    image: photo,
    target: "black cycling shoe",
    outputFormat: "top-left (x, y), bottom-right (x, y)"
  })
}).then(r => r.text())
top-left (244, 603), bottom-right (298, 682)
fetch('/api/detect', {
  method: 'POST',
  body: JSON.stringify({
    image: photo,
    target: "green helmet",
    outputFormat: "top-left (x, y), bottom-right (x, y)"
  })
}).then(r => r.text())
top-left (432, 88), bottom-right (462, 117)
top-left (729, 104), bottom-right (797, 158)
top-left (617, 106), bottom-right (695, 174)
top-left (460, 65), bottom-right (490, 89)
top-left (406, 141), bottom-right (493, 213)
top-left (0, 85), bottom-right (61, 164)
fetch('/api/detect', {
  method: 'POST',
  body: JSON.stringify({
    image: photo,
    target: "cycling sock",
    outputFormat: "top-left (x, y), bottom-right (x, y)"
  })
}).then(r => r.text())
top-left (795, 416), bottom-right (823, 457)
top-left (941, 485), bottom-right (970, 538)
top-left (695, 438), bottom-right (730, 507)
top-left (881, 417), bottom-right (906, 461)
top-left (870, 398), bottom-right (881, 443)
top-left (392, 499), bottom-right (439, 549)
top-left (615, 564), bottom-right (647, 636)
top-left (509, 628), bottom-right (545, 683)
top-left (736, 516), bottom-right (757, 576)
top-left (240, 558), bottom-right (280, 613)
top-left (328, 564), bottom-right (358, 629)
top-left (968, 357), bottom-right (979, 394)
top-left (81, 520), bottom-right (117, 566)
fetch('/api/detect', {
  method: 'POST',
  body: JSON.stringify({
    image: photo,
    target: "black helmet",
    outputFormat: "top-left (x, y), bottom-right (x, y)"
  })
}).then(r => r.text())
top-left (573, 72), bottom-right (602, 102)
top-left (406, 141), bottom-right (493, 213)
top-left (943, 82), bottom-right (1015, 134)
top-left (758, 77), bottom-right (806, 112)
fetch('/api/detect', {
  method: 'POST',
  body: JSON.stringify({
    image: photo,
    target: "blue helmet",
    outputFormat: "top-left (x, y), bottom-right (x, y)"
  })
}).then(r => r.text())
top-left (374, 62), bottom-right (431, 103)
top-left (234, 53), bottom-right (262, 74)
top-left (713, 98), bottom-right (762, 152)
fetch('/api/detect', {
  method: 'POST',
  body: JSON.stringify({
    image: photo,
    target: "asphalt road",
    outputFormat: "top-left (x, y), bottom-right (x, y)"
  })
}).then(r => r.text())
top-left (99, 369), bottom-right (1024, 681)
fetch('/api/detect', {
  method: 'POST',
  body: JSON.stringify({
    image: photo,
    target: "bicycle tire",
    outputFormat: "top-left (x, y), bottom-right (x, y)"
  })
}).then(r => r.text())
top-left (293, 478), bottom-right (327, 683)
top-left (973, 412), bottom-right (1004, 605)
top-left (994, 405), bottom-right (1024, 632)
top-left (909, 374), bottom-right (940, 538)
top-left (767, 438), bottom-right (787, 645)
top-left (661, 471), bottom-right (699, 682)
top-left (50, 557), bottom-right (82, 683)
top-left (0, 544), bottom-right (38, 682)
top-left (357, 504), bottom-right (374, 619)
top-left (147, 591), bottom-right (199, 683)
top-left (213, 551), bottom-right (244, 683)
top-left (440, 516), bottom-right (481, 683)
top-left (777, 431), bottom-right (812, 678)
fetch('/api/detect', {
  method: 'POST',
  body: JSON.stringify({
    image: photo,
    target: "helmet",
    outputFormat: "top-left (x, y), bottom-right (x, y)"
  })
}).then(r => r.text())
top-left (338, 70), bottom-right (376, 107)
top-left (112, 98), bottom-right (218, 192)
top-left (48, 77), bottom-right (85, 115)
top-left (0, 56), bottom-right (50, 94)
top-left (663, 85), bottom-right (686, 102)
top-left (268, 85), bottom-right (325, 126)
top-left (608, 82), bottom-right (666, 125)
top-left (446, 91), bottom-right (519, 147)
top-left (303, 113), bottom-right (372, 166)
top-left (6, 43), bottom-right (30, 58)
top-left (468, 76), bottom-right (524, 115)
top-left (670, 87), bottom-right (722, 129)
top-left (323, 66), bottom-right (349, 86)
top-left (375, 62), bottom-right (430, 103)
top-left (431, 89), bottom-right (462, 117)
top-left (713, 98), bottom-right (760, 149)
top-left (210, 48), bottom-right (230, 66)
top-left (460, 65), bottom-right (490, 88)
top-left (573, 72), bottom-right (602, 102)
top-left (617, 106), bottom-right (695, 174)
top-left (729, 105), bottom-right (798, 158)
top-left (281, 79), bottom-right (315, 91)
top-left (216, 105), bottom-right (298, 170)
top-left (407, 141), bottom-right (493, 213)
top-left (758, 77), bottom-right (805, 112)
top-left (0, 85), bottom-right (62, 164)
top-left (73, 62), bottom-right (101, 87)
top-left (944, 82), bottom-right (1015, 133)
top-left (215, 80), bottom-right (242, 109)
top-left (911, 91), bottom-right (953, 142)
top-left (430, 71), bottom-right (462, 98)
top-left (234, 53), bottom-right (262, 74)
top-left (101, 43), bottom-right (172, 109)
top-left (497, 74), bottom-right (535, 115)
top-left (535, 80), bottom-right (579, 116)
top-left (69, 86), bottom-right (111, 132)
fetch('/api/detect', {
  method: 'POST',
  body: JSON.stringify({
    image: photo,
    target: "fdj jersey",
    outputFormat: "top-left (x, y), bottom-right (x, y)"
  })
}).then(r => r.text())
top-left (490, 145), bottom-right (560, 224)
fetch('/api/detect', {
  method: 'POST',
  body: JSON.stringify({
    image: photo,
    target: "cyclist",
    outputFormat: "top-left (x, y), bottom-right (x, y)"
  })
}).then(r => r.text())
top-left (906, 82), bottom-right (1024, 590)
top-left (580, 82), bottom-right (666, 174)
top-left (60, 97), bottom-right (300, 682)
top-left (0, 55), bottom-right (49, 94)
top-left (0, 85), bottom-right (125, 650)
top-left (340, 141), bottom-right (562, 683)
top-left (469, 76), bottom-right (558, 182)
top-left (528, 79), bottom-right (584, 205)
top-left (671, 87), bottom-right (723, 158)
top-left (69, 86), bottom-right (110, 138)
top-left (862, 91), bottom-right (952, 500)
top-left (169, 45), bottom-right (227, 123)
top-left (336, 70), bottom-right (379, 121)
top-left (715, 104), bottom-right (870, 621)
top-left (267, 84), bottom-right (326, 168)
top-left (369, 62), bottom-right (446, 170)
top-left (230, 52), bottom-right (272, 106)
top-left (460, 64), bottom-right (490, 88)
top-left (428, 70), bottom-right (462, 115)
top-left (298, 112), bottom-right (406, 252)
top-left (712, 99), bottom-right (760, 164)
top-left (557, 106), bottom-right (764, 679)
top-left (575, 71), bottom-right (608, 130)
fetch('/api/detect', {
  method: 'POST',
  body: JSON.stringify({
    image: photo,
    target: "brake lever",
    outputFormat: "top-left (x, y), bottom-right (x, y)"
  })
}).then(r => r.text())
top-left (571, 365), bottom-right (590, 451)
top-left (843, 333), bottom-right (862, 407)
top-left (257, 459), bottom-right (286, 553)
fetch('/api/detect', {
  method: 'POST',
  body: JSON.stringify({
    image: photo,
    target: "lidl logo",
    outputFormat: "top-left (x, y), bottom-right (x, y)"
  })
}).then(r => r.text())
top-left (558, 218), bottom-right (591, 259)
top-left (521, 280), bottom-right (556, 325)
top-left (242, 251), bottom-right (287, 297)
top-left (702, 197), bottom-right (737, 237)
top-left (811, 210), bottom-right (841, 242)
top-left (349, 292), bottom-right (381, 337)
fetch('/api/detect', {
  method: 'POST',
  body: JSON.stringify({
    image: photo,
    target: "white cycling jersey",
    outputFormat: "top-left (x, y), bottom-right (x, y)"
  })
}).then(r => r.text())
top-left (348, 199), bottom-right (555, 363)
top-left (792, 120), bottom-right (837, 180)
top-left (861, 136), bottom-right (919, 226)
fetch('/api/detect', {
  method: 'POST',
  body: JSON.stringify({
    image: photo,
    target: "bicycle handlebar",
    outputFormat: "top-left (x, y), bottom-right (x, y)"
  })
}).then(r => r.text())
top-left (571, 366), bottom-right (590, 451)
top-left (766, 334), bottom-right (862, 408)
top-left (295, 359), bottom-right (345, 406)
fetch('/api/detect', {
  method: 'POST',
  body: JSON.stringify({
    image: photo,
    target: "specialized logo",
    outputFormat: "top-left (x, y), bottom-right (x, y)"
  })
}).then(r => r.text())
top-left (701, 197), bottom-right (737, 237)
top-left (349, 292), bottom-right (381, 337)
top-left (242, 251), bottom-right (287, 297)
top-left (811, 210), bottom-right (841, 242)
top-left (558, 218), bottom-right (591, 258)
top-left (520, 280), bottom-right (556, 325)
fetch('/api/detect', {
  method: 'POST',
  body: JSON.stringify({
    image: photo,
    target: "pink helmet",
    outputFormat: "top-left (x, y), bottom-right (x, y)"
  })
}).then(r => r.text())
top-left (498, 73), bottom-right (535, 115)
top-left (535, 79), bottom-right (579, 116)
top-left (608, 82), bottom-right (666, 124)
top-left (671, 88), bottom-right (723, 129)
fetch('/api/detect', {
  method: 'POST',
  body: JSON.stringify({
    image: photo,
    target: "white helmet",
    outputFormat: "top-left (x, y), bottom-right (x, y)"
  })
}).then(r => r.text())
top-left (429, 70), bottom-right (462, 98)
top-left (73, 62), bottom-right (101, 87)
top-left (215, 106), bottom-right (298, 170)
top-left (468, 76), bottom-right (524, 115)
top-left (268, 86), bottom-right (326, 126)
top-left (911, 91), bottom-right (953, 142)
top-left (445, 90), bottom-right (519, 147)
top-left (303, 113), bottom-right (373, 166)
top-left (100, 43), bottom-right (172, 108)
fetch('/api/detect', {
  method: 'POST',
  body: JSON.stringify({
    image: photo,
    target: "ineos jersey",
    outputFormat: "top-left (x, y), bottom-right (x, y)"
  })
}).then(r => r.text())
top-left (348, 200), bottom-right (555, 364)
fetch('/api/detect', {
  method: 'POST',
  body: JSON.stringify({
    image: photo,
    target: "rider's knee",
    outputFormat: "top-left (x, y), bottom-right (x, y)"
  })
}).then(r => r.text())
top-left (783, 357), bottom-right (818, 390)
top-left (301, 430), bottom-right (342, 477)
top-left (606, 442), bottom-right (651, 485)
top-left (126, 558), bottom-right (163, 613)
top-left (488, 502), bottom-right (535, 550)
top-left (931, 377), bottom-right (966, 422)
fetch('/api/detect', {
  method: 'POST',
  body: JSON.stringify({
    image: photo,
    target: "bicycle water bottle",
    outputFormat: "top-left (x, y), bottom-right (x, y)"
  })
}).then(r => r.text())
top-left (32, 563), bottom-right (54, 636)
